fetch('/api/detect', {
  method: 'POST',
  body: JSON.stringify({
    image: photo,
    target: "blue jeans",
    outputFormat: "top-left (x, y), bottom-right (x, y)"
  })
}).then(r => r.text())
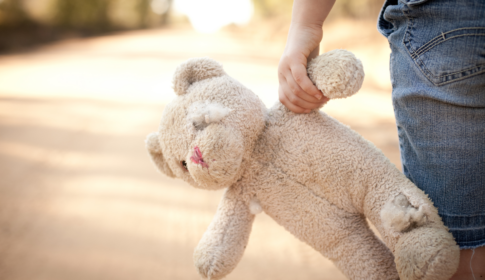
top-left (378, 0), bottom-right (485, 249)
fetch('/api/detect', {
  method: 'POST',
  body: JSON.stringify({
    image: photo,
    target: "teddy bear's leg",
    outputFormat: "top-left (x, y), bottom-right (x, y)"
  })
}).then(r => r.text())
top-left (193, 186), bottom-right (255, 280)
top-left (394, 224), bottom-right (460, 280)
top-left (324, 215), bottom-right (399, 280)
top-left (363, 180), bottom-right (459, 280)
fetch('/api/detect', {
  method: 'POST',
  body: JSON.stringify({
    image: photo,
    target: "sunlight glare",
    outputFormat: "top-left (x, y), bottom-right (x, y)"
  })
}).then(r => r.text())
top-left (151, 0), bottom-right (171, 15)
top-left (174, 0), bottom-right (253, 33)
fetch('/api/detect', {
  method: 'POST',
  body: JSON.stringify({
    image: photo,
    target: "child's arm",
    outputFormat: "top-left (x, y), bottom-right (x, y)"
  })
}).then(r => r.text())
top-left (278, 0), bottom-right (335, 113)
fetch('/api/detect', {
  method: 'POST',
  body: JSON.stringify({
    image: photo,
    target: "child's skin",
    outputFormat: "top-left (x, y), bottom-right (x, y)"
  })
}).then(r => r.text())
top-left (278, 0), bottom-right (334, 113)
top-left (277, 0), bottom-right (485, 279)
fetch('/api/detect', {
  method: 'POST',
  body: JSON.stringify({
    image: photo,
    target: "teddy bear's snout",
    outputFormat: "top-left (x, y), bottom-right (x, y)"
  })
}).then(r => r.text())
top-left (184, 124), bottom-right (244, 190)
top-left (190, 146), bottom-right (209, 169)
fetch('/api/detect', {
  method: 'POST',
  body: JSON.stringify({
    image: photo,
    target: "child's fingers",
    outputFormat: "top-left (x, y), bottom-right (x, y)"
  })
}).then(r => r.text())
top-left (279, 65), bottom-right (324, 105)
top-left (290, 63), bottom-right (324, 100)
top-left (280, 81), bottom-right (321, 110)
top-left (279, 86), bottom-right (310, 114)
top-left (277, 58), bottom-right (328, 114)
top-left (285, 71), bottom-right (324, 104)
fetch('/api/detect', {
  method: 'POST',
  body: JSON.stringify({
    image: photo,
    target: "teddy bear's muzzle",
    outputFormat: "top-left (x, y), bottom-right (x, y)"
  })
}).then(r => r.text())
top-left (186, 125), bottom-right (244, 190)
top-left (190, 146), bottom-right (209, 168)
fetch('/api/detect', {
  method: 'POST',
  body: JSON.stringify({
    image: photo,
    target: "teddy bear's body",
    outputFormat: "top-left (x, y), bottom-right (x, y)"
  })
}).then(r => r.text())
top-left (146, 51), bottom-right (459, 280)
top-left (224, 104), bottom-right (399, 279)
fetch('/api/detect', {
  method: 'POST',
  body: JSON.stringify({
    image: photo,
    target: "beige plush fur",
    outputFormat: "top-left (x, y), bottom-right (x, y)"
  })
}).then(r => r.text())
top-left (146, 50), bottom-right (459, 280)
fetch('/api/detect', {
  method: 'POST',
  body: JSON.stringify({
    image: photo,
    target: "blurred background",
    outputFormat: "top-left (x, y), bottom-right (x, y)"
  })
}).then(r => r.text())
top-left (0, 0), bottom-right (397, 279)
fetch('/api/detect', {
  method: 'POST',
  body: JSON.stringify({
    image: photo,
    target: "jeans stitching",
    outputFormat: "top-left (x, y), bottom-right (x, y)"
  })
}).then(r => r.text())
top-left (412, 28), bottom-right (485, 58)
top-left (449, 226), bottom-right (485, 231)
top-left (440, 212), bottom-right (485, 218)
top-left (403, 24), bottom-right (485, 86)
top-left (401, 5), bottom-right (439, 84)
top-left (437, 65), bottom-right (485, 85)
top-left (456, 240), bottom-right (485, 246)
top-left (402, 5), bottom-right (418, 54)
top-left (415, 55), bottom-right (485, 86)
top-left (414, 34), bottom-right (485, 59)
top-left (412, 27), bottom-right (485, 57)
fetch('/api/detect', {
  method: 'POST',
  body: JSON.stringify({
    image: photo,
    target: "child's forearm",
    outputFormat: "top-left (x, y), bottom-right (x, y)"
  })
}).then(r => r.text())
top-left (278, 0), bottom-right (335, 113)
top-left (291, 0), bottom-right (336, 31)
top-left (286, 0), bottom-right (335, 56)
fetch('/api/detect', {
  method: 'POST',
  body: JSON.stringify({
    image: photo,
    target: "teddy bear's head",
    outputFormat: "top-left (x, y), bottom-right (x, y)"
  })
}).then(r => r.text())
top-left (147, 50), bottom-right (364, 190)
top-left (146, 58), bottom-right (266, 190)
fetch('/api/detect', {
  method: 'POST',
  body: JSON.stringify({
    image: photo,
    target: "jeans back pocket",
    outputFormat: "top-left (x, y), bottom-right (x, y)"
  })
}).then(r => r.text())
top-left (404, 26), bottom-right (485, 86)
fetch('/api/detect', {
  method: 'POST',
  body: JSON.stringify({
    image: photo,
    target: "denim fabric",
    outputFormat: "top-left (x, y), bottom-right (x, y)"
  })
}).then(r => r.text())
top-left (378, 0), bottom-right (485, 249)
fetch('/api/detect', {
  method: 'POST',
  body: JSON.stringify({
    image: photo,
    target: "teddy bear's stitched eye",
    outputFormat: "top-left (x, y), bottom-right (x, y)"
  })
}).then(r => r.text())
top-left (193, 121), bottom-right (208, 130)
top-left (181, 160), bottom-right (188, 172)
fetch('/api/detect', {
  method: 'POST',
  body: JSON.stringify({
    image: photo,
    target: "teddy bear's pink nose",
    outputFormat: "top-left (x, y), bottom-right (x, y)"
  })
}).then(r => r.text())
top-left (190, 146), bottom-right (209, 168)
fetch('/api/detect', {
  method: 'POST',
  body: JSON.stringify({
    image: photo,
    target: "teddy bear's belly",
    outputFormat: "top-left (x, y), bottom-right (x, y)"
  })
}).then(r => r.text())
top-left (254, 164), bottom-right (361, 254)
top-left (257, 107), bottom-right (392, 215)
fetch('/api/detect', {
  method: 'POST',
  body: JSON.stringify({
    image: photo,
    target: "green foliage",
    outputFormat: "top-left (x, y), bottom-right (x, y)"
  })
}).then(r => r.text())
top-left (331, 0), bottom-right (383, 19)
top-left (48, 0), bottom-right (171, 31)
top-left (50, 0), bottom-right (112, 31)
top-left (252, 0), bottom-right (293, 18)
top-left (0, 0), bottom-right (173, 52)
top-left (252, 0), bottom-right (383, 19)
top-left (134, 0), bottom-right (150, 28)
top-left (0, 0), bottom-right (32, 26)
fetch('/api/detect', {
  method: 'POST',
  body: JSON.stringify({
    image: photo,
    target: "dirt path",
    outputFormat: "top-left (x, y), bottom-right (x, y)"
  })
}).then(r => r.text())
top-left (0, 21), bottom-right (397, 280)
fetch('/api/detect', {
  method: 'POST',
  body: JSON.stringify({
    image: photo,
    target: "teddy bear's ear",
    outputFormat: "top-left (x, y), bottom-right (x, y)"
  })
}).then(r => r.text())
top-left (172, 57), bottom-right (226, 95)
top-left (307, 49), bottom-right (364, 99)
top-left (145, 132), bottom-right (175, 178)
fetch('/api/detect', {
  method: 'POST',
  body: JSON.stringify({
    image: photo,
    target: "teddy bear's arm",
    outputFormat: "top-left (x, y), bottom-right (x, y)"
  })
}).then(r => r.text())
top-left (145, 132), bottom-right (175, 178)
top-left (193, 186), bottom-right (254, 280)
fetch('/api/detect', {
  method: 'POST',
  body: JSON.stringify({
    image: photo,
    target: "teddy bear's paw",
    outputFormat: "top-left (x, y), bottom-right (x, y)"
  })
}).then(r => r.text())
top-left (380, 194), bottom-right (429, 235)
top-left (193, 249), bottom-right (231, 280)
top-left (307, 49), bottom-right (364, 100)
top-left (395, 226), bottom-right (459, 280)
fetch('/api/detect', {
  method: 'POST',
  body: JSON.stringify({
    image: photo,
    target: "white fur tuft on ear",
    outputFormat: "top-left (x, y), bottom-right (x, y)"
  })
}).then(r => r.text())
top-left (307, 49), bottom-right (364, 99)
top-left (172, 57), bottom-right (226, 95)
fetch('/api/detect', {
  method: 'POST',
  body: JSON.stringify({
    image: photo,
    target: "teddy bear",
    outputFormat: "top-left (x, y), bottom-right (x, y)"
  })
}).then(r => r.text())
top-left (145, 50), bottom-right (459, 280)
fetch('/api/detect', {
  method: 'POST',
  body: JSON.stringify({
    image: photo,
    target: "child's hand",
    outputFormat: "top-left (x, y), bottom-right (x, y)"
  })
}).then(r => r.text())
top-left (278, 26), bottom-right (328, 113)
top-left (278, 0), bottom-right (335, 114)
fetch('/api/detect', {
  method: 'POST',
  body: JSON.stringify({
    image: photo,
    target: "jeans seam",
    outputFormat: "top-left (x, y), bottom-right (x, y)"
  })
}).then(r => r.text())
top-left (412, 27), bottom-right (485, 58)
top-left (449, 226), bottom-right (485, 231)
top-left (435, 65), bottom-right (485, 86)
top-left (402, 5), bottom-right (418, 54)
top-left (452, 239), bottom-right (485, 245)
top-left (413, 34), bottom-right (485, 58)
top-left (440, 212), bottom-right (485, 218)
top-left (403, 22), bottom-right (485, 86)
top-left (415, 57), bottom-right (485, 86)
top-left (401, 4), bottom-right (437, 85)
